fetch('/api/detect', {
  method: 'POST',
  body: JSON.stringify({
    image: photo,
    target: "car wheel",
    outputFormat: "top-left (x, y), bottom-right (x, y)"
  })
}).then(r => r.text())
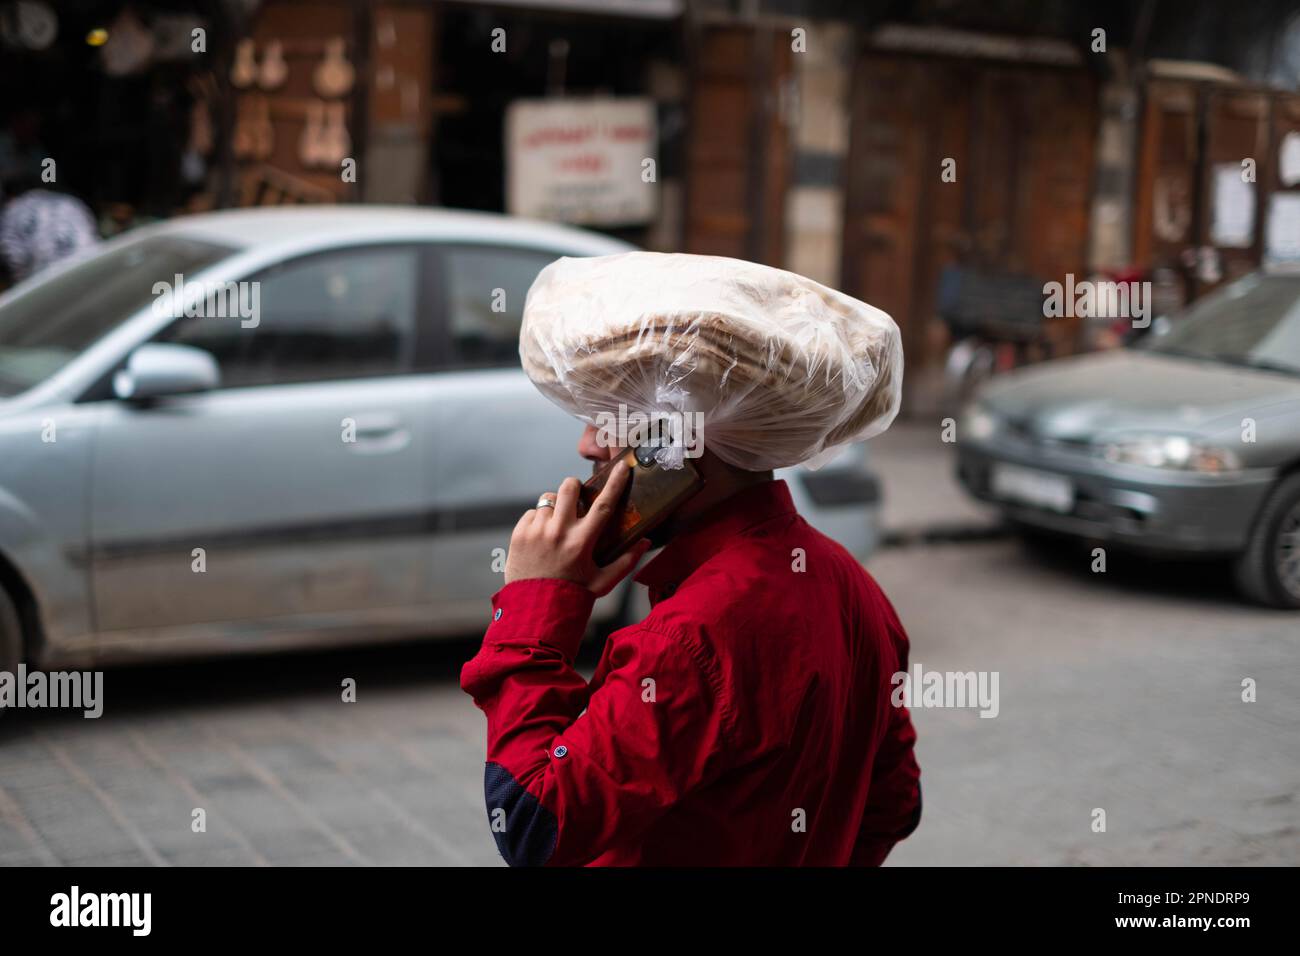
top-left (0, 586), bottom-right (21, 713)
top-left (1234, 474), bottom-right (1300, 609)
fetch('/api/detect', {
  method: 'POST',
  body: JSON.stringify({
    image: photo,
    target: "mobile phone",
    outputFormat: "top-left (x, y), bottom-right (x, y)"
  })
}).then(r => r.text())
top-left (579, 446), bottom-right (704, 566)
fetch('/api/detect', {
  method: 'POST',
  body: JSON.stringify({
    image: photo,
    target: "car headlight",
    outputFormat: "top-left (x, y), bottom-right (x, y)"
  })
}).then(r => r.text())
top-left (1099, 435), bottom-right (1241, 473)
top-left (963, 404), bottom-right (1000, 442)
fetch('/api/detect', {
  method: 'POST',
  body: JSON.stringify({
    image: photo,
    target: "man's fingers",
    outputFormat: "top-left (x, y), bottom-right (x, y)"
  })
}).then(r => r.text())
top-left (530, 491), bottom-right (559, 527)
top-left (593, 460), bottom-right (631, 510)
top-left (552, 477), bottom-right (582, 523)
top-left (582, 460), bottom-right (630, 537)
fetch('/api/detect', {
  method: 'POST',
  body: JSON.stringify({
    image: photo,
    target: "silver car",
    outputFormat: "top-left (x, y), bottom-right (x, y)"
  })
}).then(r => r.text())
top-left (0, 207), bottom-right (883, 674)
top-left (957, 270), bottom-right (1300, 608)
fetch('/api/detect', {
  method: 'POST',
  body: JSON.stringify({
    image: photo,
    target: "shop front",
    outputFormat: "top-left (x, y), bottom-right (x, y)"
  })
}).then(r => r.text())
top-left (1134, 65), bottom-right (1300, 308)
top-left (0, 1), bottom-right (230, 237)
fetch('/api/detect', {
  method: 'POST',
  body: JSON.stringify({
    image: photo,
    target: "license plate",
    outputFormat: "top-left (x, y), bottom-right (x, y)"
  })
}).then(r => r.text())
top-left (990, 464), bottom-right (1074, 513)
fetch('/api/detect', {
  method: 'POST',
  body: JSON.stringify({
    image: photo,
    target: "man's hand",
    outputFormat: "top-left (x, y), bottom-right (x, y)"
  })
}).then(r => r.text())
top-left (505, 461), bottom-right (651, 596)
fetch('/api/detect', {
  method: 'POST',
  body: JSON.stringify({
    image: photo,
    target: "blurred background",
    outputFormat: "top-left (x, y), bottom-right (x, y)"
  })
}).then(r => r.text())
top-left (6, 0), bottom-right (1300, 405)
top-left (0, 0), bottom-right (1297, 868)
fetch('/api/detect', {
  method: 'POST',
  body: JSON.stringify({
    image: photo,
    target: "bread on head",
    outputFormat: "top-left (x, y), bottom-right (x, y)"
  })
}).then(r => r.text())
top-left (520, 251), bottom-right (903, 471)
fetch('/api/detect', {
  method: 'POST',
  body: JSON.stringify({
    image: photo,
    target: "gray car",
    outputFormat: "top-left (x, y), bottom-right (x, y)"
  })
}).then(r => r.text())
top-left (957, 270), bottom-right (1300, 608)
top-left (0, 206), bottom-right (883, 677)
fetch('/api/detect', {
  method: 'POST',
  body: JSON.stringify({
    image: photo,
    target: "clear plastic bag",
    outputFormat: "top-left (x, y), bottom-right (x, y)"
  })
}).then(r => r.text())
top-left (520, 252), bottom-right (903, 471)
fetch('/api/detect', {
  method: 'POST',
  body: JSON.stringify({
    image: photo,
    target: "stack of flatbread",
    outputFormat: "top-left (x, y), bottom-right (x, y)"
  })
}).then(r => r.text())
top-left (519, 251), bottom-right (903, 471)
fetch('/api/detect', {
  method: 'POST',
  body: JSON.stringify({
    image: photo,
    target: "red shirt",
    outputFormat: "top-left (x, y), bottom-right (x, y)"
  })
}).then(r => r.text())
top-left (460, 479), bottom-right (921, 866)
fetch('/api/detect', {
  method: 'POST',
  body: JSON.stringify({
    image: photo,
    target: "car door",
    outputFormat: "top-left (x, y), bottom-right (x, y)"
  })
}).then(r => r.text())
top-left (419, 242), bottom-right (605, 625)
top-left (89, 243), bottom-right (440, 645)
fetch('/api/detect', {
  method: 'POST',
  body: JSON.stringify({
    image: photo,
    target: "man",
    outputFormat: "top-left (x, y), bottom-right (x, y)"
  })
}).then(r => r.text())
top-left (460, 253), bottom-right (921, 866)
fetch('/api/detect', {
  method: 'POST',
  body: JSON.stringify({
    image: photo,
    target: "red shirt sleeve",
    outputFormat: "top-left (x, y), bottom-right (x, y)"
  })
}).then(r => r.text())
top-left (460, 577), bottom-right (735, 866)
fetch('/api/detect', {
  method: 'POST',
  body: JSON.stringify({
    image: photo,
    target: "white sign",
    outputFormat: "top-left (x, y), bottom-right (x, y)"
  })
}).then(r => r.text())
top-left (1280, 131), bottom-right (1300, 187)
top-left (1210, 162), bottom-right (1255, 248)
top-left (506, 97), bottom-right (657, 226)
top-left (1266, 193), bottom-right (1300, 264)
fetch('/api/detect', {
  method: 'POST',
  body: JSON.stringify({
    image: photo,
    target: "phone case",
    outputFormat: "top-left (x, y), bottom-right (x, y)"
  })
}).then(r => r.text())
top-left (579, 447), bottom-right (704, 566)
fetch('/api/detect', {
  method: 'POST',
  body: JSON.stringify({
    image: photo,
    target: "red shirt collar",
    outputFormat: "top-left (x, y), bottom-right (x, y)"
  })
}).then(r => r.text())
top-left (634, 479), bottom-right (798, 596)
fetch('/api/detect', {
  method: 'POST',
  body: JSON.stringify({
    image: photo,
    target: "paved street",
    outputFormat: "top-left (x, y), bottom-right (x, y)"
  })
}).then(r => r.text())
top-left (868, 418), bottom-right (1002, 542)
top-left (878, 537), bottom-right (1300, 866)
top-left (2, 521), bottom-right (1296, 866)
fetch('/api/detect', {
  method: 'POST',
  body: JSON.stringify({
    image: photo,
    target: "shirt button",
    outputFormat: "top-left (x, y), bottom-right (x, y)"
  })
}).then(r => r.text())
top-left (493, 608), bottom-right (502, 621)
top-left (553, 745), bottom-right (568, 759)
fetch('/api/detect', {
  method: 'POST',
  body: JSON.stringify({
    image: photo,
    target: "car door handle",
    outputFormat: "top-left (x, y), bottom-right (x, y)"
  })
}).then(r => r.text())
top-left (348, 413), bottom-right (411, 454)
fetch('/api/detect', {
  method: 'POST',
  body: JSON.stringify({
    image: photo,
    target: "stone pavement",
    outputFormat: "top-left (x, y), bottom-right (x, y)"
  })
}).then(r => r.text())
top-left (2, 533), bottom-right (1295, 866)
top-left (867, 417), bottom-right (1002, 545)
top-left (867, 538), bottom-right (1300, 866)
top-left (0, 640), bottom-right (499, 866)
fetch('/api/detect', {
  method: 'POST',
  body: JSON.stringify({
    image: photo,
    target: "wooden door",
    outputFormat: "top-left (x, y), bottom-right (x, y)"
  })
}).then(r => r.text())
top-left (1135, 81), bottom-right (1284, 301)
top-left (1199, 88), bottom-right (1271, 292)
top-left (1266, 93), bottom-right (1300, 265)
top-left (684, 23), bottom-right (792, 265)
top-left (841, 55), bottom-right (932, 376)
top-left (842, 52), bottom-right (1097, 393)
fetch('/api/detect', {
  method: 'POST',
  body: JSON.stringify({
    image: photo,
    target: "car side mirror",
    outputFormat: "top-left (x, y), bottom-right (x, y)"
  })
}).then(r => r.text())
top-left (113, 343), bottom-right (220, 401)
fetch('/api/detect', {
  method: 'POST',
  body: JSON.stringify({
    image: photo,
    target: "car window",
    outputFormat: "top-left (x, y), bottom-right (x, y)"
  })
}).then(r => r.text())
top-left (443, 245), bottom-right (561, 368)
top-left (160, 245), bottom-right (420, 388)
top-left (1142, 274), bottom-right (1300, 375)
top-left (0, 235), bottom-right (234, 397)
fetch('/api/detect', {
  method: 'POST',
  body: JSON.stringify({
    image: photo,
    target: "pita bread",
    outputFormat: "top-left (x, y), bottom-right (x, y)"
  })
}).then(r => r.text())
top-left (520, 251), bottom-right (903, 470)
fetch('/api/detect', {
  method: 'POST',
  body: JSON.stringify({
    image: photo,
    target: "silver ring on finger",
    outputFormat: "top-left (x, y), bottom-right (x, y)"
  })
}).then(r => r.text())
top-left (536, 494), bottom-right (556, 509)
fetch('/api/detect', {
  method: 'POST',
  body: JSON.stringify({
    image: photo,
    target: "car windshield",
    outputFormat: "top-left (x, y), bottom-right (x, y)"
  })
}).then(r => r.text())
top-left (0, 235), bottom-right (236, 397)
top-left (1139, 272), bottom-right (1300, 376)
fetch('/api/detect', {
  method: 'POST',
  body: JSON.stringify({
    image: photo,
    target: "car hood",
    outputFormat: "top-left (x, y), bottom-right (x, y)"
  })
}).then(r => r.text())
top-left (976, 349), bottom-right (1300, 442)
